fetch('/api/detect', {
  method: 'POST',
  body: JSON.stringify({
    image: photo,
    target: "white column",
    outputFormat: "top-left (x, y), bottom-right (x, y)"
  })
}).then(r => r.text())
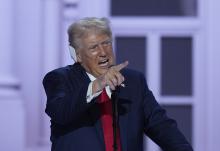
top-left (43, 0), bottom-right (61, 72)
top-left (0, 0), bottom-right (25, 151)
top-left (207, 0), bottom-right (220, 150)
top-left (62, 0), bottom-right (80, 66)
top-left (15, 0), bottom-right (44, 148)
top-left (41, 0), bottom-right (62, 145)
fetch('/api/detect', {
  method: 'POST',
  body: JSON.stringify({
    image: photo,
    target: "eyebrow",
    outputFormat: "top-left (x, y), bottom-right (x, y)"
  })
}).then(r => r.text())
top-left (88, 38), bottom-right (111, 45)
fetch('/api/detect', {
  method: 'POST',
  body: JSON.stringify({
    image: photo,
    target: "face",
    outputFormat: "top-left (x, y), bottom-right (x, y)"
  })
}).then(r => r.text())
top-left (76, 31), bottom-right (115, 77)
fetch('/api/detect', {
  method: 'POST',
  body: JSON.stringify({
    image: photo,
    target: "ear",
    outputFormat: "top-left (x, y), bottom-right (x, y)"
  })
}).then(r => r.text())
top-left (69, 45), bottom-right (78, 62)
top-left (76, 50), bottom-right (82, 63)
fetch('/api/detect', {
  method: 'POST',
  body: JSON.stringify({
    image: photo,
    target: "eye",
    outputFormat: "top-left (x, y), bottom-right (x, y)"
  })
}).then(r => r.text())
top-left (101, 40), bottom-right (112, 46)
top-left (89, 44), bottom-right (98, 50)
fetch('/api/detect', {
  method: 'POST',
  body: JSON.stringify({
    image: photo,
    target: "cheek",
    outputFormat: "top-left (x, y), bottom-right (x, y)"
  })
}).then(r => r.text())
top-left (91, 51), bottom-right (98, 56)
top-left (83, 52), bottom-right (96, 61)
top-left (108, 51), bottom-right (115, 60)
top-left (108, 48), bottom-right (114, 56)
top-left (85, 55), bottom-right (98, 66)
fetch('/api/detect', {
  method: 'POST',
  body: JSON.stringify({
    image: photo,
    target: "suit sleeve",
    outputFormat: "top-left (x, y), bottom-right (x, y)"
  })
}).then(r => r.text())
top-left (43, 71), bottom-right (92, 125)
top-left (140, 74), bottom-right (193, 151)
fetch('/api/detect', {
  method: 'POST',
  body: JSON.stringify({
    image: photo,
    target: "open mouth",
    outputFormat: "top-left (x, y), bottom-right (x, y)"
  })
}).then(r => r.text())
top-left (98, 59), bottom-right (109, 67)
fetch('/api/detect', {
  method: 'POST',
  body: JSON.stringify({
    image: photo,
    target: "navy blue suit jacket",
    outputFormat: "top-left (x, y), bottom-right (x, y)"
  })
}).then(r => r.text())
top-left (43, 63), bottom-right (193, 151)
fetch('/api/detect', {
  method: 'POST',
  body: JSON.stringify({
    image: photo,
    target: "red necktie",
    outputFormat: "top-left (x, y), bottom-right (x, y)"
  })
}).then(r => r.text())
top-left (98, 88), bottom-right (122, 151)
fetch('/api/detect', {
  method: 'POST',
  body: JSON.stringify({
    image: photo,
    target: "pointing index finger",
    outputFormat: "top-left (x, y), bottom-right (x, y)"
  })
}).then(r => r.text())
top-left (115, 61), bottom-right (129, 71)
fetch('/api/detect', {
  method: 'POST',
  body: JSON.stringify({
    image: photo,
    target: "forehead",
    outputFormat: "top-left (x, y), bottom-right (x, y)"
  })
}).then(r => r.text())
top-left (82, 30), bottom-right (110, 39)
top-left (79, 32), bottom-right (111, 48)
top-left (86, 33), bottom-right (110, 43)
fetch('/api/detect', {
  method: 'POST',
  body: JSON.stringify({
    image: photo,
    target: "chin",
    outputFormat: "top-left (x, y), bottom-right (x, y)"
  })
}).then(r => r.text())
top-left (97, 69), bottom-right (108, 75)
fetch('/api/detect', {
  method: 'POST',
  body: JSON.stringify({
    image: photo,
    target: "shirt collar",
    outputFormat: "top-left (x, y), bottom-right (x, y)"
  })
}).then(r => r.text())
top-left (86, 72), bottom-right (96, 81)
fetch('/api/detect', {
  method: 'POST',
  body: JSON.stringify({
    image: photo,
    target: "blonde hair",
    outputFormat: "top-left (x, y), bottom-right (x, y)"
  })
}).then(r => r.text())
top-left (67, 17), bottom-right (112, 49)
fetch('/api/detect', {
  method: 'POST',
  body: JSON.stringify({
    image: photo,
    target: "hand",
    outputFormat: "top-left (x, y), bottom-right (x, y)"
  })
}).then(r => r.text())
top-left (93, 61), bottom-right (129, 93)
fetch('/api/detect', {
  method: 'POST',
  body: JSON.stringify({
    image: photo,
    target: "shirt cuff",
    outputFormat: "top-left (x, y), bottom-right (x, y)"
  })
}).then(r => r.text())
top-left (86, 81), bottom-right (102, 103)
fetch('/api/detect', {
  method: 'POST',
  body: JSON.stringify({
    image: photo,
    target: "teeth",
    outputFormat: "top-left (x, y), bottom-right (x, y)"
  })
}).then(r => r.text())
top-left (99, 59), bottom-right (108, 64)
top-left (99, 59), bottom-right (108, 66)
top-left (101, 59), bottom-right (107, 63)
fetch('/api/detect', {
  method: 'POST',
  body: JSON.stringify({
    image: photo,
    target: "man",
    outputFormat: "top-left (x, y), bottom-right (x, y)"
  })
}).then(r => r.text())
top-left (43, 17), bottom-right (193, 151)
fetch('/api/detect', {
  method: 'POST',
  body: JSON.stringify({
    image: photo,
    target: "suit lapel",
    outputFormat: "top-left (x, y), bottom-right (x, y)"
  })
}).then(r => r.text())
top-left (70, 63), bottom-right (105, 148)
top-left (118, 89), bottom-right (132, 151)
top-left (119, 107), bottom-right (128, 151)
top-left (87, 100), bottom-right (105, 149)
top-left (94, 116), bottom-right (105, 148)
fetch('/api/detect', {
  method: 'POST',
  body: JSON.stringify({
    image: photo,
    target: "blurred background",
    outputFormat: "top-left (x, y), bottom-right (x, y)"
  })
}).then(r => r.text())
top-left (0, 0), bottom-right (220, 151)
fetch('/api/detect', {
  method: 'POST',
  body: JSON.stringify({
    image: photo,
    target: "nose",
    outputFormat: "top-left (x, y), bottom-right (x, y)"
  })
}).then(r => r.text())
top-left (98, 44), bottom-right (106, 56)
